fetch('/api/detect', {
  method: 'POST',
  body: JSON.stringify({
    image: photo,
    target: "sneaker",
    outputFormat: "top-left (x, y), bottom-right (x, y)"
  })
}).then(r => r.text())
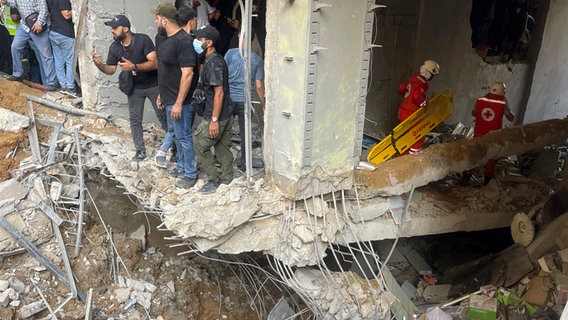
top-left (198, 180), bottom-right (220, 195)
top-left (44, 85), bottom-right (58, 92)
top-left (3, 74), bottom-right (23, 82)
top-left (169, 167), bottom-right (184, 177)
top-left (176, 176), bottom-right (198, 189)
top-left (132, 150), bottom-right (147, 161)
top-left (154, 151), bottom-right (167, 168)
top-left (65, 88), bottom-right (81, 97)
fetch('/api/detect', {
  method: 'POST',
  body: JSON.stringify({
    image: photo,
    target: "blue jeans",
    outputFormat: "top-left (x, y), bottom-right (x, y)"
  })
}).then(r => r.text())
top-left (11, 25), bottom-right (57, 86)
top-left (49, 31), bottom-right (75, 90)
top-left (160, 105), bottom-right (176, 152)
top-left (169, 103), bottom-right (197, 179)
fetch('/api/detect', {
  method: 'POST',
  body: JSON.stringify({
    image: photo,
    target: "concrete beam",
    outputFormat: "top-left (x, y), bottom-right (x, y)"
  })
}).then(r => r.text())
top-left (264, 0), bottom-right (374, 200)
top-left (356, 118), bottom-right (568, 196)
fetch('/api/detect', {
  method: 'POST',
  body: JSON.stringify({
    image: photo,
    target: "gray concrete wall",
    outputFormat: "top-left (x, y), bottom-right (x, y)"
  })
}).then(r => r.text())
top-left (524, 0), bottom-right (568, 123)
top-left (364, 0), bottom-right (544, 138)
top-left (77, 0), bottom-right (160, 124)
top-left (364, 1), bottom-right (419, 137)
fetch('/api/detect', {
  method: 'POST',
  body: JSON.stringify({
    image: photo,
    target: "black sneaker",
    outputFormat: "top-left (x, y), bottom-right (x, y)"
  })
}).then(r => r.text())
top-left (44, 85), bottom-right (58, 92)
top-left (132, 150), bottom-right (147, 161)
top-left (3, 75), bottom-right (23, 82)
top-left (198, 180), bottom-right (220, 195)
top-left (176, 176), bottom-right (198, 189)
top-left (169, 168), bottom-right (184, 177)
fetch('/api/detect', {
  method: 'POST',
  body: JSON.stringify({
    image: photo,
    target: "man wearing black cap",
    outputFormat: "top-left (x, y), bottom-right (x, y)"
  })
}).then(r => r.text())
top-left (152, 2), bottom-right (199, 189)
top-left (91, 14), bottom-right (166, 162)
top-left (193, 24), bottom-right (234, 194)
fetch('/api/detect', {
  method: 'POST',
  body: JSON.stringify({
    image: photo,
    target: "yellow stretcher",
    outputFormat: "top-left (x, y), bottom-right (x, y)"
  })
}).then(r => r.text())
top-left (367, 88), bottom-right (455, 164)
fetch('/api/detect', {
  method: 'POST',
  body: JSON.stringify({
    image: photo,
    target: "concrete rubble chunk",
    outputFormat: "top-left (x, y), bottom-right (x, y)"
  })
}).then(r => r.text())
top-left (9, 300), bottom-right (20, 307)
top-left (131, 290), bottom-right (152, 309)
top-left (166, 280), bottom-right (175, 294)
top-left (5, 287), bottom-right (17, 300)
top-left (129, 225), bottom-right (146, 250)
top-left (8, 276), bottom-right (25, 294)
top-left (0, 292), bottom-right (9, 308)
top-left (144, 282), bottom-right (157, 293)
top-left (0, 107), bottom-right (28, 132)
top-left (114, 287), bottom-right (131, 304)
top-left (19, 300), bottom-right (47, 319)
top-left (0, 280), bottom-right (9, 291)
top-left (127, 279), bottom-right (146, 292)
top-left (0, 179), bottom-right (28, 203)
top-left (422, 284), bottom-right (452, 303)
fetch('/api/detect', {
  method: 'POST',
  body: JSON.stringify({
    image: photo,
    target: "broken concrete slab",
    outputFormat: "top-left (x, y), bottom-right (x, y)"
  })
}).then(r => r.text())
top-left (422, 284), bottom-right (451, 303)
top-left (0, 179), bottom-right (28, 203)
top-left (0, 107), bottom-right (28, 132)
top-left (19, 300), bottom-right (46, 318)
top-left (356, 118), bottom-right (568, 196)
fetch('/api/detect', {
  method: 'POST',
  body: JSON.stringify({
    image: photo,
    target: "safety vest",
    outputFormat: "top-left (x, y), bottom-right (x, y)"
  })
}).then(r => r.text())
top-left (2, 7), bottom-right (19, 36)
top-left (473, 93), bottom-right (508, 137)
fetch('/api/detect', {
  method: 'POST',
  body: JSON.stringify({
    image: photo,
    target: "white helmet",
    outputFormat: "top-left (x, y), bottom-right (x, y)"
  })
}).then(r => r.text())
top-left (490, 82), bottom-right (506, 95)
top-left (422, 60), bottom-right (440, 75)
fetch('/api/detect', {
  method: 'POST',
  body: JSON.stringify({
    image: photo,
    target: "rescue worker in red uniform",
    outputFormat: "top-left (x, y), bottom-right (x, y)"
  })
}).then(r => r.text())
top-left (472, 82), bottom-right (515, 182)
top-left (397, 59), bottom-right (440, 154)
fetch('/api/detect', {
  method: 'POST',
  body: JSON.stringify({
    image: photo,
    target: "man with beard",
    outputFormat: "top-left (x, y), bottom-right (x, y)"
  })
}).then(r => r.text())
top-left (152, 2), bottom-right (199, 189)
top-left (91, 14), bottom-right (167, 161)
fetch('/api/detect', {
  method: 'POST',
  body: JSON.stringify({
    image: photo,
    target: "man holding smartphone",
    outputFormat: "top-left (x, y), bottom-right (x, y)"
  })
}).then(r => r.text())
top-left (91, 15), bottom-right (167, 161)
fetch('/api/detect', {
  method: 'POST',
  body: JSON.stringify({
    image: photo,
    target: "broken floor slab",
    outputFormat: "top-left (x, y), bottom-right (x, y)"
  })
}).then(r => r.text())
top-left (80, 118), bottom-right (560, 267)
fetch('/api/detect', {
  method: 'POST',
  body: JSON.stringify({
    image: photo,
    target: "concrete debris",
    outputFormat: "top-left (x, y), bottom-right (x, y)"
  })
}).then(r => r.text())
top-left (422, 284), bottom-right (451, 303)
top-left (19, 300), bottom-right (47, 318)
top-left (292, 268), bottom-right (388, 320)
top-left (8, 276), bottom-right (26, 294)
top-left (0, 107), bottom-right (28, 132)
top-left (0, 179), bottom-right (28, 203)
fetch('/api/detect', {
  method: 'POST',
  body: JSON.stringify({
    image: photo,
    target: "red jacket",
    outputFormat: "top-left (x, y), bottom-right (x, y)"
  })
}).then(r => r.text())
top-left (398, 73), bottom-right (429, 121)
top-left (473, 93), bottom-right (508, 137)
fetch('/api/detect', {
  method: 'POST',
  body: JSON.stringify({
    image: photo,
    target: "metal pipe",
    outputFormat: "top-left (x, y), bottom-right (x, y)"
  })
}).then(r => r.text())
top-left (21, 94), bottom-right (111, 119)
top-left (240, 0), bottom-right (253, 180)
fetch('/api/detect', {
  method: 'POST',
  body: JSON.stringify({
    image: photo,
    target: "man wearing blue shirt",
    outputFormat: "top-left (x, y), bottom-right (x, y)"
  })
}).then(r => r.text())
top-left (224, 31), bottom-right (265, 171)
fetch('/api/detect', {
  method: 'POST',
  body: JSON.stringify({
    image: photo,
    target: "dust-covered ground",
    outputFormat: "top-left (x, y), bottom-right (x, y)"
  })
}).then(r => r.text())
top-left (0, 78), bottom-right (278, 319)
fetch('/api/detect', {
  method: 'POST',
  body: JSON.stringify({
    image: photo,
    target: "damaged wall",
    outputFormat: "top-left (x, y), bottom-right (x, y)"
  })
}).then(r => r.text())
top-left (364, 0), bottom-right (553, 137)
top-left (524, 0), bottom-right (568, 123)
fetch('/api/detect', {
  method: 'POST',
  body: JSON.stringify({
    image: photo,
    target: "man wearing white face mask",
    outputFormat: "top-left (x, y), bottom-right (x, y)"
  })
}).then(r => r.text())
top-left (397, 59), bottom-right (440, 154)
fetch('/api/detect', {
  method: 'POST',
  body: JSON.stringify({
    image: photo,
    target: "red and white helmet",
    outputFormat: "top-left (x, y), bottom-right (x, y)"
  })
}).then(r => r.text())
top-left (422, 60), bottom-right (440, 75)
top-left (490, 82), bottom-right (506, 95)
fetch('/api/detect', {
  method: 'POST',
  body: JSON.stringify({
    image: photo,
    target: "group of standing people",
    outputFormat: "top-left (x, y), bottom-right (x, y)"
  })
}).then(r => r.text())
top-left (0, 0), bottom-right (77, 95)
top-left (92, 1), bottom-right (264, 195)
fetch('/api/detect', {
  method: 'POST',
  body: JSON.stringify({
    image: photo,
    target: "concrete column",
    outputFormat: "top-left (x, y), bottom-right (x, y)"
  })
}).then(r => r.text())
top-left (264, 0), bottom-right (375, 200)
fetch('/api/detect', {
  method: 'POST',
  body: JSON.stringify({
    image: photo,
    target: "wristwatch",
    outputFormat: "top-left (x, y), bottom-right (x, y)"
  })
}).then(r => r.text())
top-left (211, 117), bottom-right (218, 122)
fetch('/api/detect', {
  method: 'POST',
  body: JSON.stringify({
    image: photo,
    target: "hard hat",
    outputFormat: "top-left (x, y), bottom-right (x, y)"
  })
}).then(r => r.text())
top-left (422, 60), bottom-right (440, 75)
top-left (490, 82), bottom-right (506, 95)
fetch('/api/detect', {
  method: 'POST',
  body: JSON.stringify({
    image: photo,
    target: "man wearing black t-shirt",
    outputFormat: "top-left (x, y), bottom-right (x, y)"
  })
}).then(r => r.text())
top-left (151, 2), bottom-right (199, 189)
top-left (91, 15), bottom-right (166, 161)
top-left (193, 25), bottom-right (234, 194)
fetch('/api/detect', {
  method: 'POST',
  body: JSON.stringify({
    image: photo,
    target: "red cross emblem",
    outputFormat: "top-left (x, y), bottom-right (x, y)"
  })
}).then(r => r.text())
top-left (481, 107), bottom-right (495, 121)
